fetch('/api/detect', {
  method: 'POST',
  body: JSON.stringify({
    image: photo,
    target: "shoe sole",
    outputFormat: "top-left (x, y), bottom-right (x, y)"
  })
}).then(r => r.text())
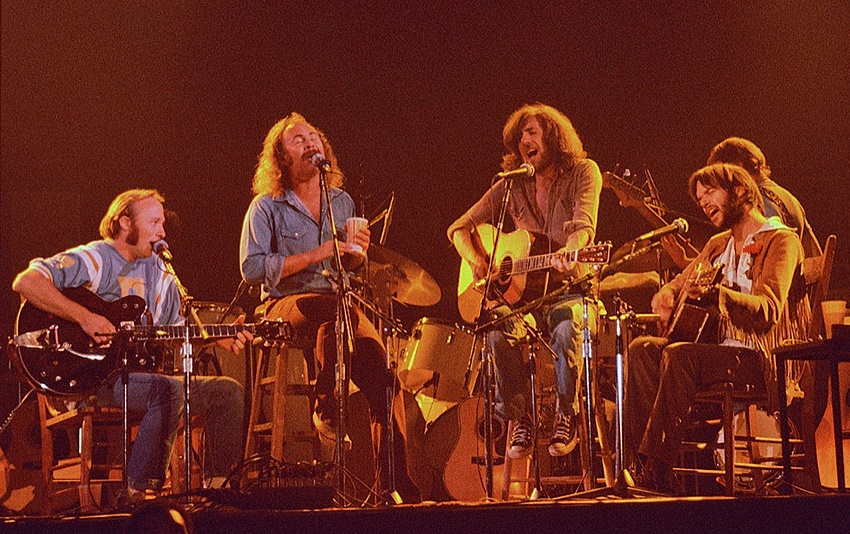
top-left (548, 439), bottom-right (578, 457)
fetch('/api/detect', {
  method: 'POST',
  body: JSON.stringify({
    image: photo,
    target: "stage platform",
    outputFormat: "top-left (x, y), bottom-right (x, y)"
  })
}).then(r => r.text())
top-left (3, 493), bottom-right (848, 533)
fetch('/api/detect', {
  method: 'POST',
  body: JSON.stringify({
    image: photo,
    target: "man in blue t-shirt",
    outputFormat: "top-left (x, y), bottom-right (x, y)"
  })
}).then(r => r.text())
top-left (13, 189), bottom-right (251, 498)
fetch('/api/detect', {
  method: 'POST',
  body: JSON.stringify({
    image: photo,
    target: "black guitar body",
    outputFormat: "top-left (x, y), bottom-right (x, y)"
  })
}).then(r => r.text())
top-left (14, 287), bottom-right (148, 396)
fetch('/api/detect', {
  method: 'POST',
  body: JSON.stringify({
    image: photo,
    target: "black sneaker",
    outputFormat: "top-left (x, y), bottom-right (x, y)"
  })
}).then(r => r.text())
top-left (548, 413), bottom-right (578, 457)
top-left (508, 417), bottom-right (534, 459)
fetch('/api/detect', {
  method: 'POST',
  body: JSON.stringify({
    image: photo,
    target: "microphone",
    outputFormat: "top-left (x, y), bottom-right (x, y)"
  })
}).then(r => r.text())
top-left (311, 153), bottom-right (332, 172)
top-left (635, 218), bottom-right (689, 241)
top-left (151, 239), bottom-right (173, 262)
top-left (495, 163), bottom-right (535, 180)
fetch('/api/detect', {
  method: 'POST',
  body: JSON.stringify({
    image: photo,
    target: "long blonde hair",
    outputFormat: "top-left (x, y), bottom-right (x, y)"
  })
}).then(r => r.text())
top-left (252, 113), bottom-right (342, 197)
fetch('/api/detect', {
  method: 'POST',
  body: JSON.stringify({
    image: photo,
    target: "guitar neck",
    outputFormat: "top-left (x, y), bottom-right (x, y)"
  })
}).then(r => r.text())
top-left (131, 323), bottom-right (256, 343)
top-left (512, 250), bottom-right (577, 275)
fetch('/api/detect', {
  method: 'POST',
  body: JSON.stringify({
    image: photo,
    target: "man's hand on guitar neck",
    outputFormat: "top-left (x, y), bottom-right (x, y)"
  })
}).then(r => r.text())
top-left (212, 314), bottom-right (253, 355)
top-left (551, 247), bottom-right (580, 278)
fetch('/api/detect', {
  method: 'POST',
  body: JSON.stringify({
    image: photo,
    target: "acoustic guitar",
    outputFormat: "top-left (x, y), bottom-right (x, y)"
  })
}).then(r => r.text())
top-left (13, 286), bottom-right (293, 396)
top-left (457, 223), bottom-right (611, 324)
top-left (664, 262), bottom-right (724, 343)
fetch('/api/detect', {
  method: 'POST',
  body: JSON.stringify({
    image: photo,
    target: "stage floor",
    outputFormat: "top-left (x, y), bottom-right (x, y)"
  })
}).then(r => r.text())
top-left (3, 492), bottom-right (848, 534)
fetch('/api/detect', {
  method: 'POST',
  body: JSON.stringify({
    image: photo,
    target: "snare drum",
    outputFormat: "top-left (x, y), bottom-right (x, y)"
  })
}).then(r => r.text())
top-left (399, 318), bottom-right (479, 403)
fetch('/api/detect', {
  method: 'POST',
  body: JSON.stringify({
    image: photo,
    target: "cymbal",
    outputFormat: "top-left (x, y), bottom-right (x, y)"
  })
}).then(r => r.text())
top-left (367, 244), bottom-right (442, 307)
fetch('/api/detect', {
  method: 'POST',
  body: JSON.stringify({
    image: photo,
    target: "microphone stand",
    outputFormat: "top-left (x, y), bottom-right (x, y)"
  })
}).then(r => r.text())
top-left (158, 251), bottom-right (209, 502)
top-left (317, 164), bottom-right (357, 505)
top-left (559, 296), bottom-right (664, 499)
top-left (466, 172), bottom-right (516, 500)
top-left (346, 289), bottom-right (407, 504)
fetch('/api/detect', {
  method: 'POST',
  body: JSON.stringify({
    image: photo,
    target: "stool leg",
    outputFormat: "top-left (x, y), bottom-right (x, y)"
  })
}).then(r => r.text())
top-left (271, 345), bottom-right (289, 463)
top-left (501, 421), bottom-right (514, 500)
top-left (722, 392), bottom-right (735, 495)
top-left (78, 413), bottom-right (95, 510)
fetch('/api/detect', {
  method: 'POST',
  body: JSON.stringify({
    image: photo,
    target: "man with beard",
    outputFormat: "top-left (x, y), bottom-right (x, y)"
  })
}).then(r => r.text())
top-left (624, 164), bottom-right (809, 493)
top-left (707, 137), bottom-right (821, 258)
top-left (12, 189), bottom-right (250, 499)
top-left (448, 103), bottom-right (602, 459)
top-left (239, 113), bottom-right (420, 503)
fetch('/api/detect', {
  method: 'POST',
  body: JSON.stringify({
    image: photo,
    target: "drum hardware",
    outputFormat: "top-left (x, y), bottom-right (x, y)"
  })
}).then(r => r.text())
top-left (367, 244), bottom-right (442, 308)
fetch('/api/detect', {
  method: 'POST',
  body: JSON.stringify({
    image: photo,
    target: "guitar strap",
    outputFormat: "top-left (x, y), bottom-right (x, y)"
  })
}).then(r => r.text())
top-left (760, 186), bottom-right (794, 230)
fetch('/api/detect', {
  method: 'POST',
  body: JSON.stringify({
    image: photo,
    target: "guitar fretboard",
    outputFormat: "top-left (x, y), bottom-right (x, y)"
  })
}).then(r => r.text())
top-left (129, 323), bottom-right (267, 342)
top-left (510, 250), bottom-right (577, 275)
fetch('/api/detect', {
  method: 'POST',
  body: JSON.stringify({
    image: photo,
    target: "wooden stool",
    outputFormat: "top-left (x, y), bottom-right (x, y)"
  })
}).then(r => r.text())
top-left (168, 415), bottom-right (206, 493)
top-left (244, 334), bottom-right (321, 464)
top-left (37, 393), bottom-right (139, 513)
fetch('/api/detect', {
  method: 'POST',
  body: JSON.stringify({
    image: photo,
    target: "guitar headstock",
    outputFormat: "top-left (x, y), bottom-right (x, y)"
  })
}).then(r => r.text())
top-left (255, 319), bottom-right (295, 342)
top-left (602, 171), bottom-right (647, 209)
top-left (577, 243), bottom-right (612, 264)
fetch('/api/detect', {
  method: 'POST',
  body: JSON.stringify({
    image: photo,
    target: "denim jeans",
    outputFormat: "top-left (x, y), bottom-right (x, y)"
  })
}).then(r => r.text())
top-left (98, 371), bottom-right (243, 491)
top-left (488, 295), bottom-right (596, 422)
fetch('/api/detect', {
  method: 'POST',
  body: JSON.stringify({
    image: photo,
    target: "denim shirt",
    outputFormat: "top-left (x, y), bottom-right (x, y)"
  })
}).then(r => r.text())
top-left (240, 189), bottom-right (355, 300)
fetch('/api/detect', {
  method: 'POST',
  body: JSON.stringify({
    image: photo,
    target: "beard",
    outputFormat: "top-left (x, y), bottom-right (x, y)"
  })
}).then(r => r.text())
top-left (125, 221), bottom-right (140, 246)
top-left (718, 193), bottom-right (746, 230)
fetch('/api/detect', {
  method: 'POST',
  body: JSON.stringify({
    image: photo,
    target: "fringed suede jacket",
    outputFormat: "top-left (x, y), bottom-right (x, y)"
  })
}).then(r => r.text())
top-left (661, 223), bottom-right (810, 410)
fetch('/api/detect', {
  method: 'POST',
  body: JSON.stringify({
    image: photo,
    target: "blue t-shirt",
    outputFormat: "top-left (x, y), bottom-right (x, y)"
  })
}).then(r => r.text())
top-left (30, 240), bottom-right (182, 326)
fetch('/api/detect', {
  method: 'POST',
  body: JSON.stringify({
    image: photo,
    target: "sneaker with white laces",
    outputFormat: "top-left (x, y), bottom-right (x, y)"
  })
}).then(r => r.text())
top-left (548, 413), bottom-right (578, 457)
top-left (508, 417), bottom-right (534, 459)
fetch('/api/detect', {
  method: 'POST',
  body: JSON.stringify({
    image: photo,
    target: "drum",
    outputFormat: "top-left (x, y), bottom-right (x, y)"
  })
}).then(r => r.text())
top-left (399, 318), bottom-right (478, 404)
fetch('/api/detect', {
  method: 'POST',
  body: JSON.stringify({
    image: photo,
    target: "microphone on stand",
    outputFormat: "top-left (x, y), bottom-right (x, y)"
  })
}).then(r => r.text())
top-left (495, 163), bottom-right (535, 180)
top-left (634, 218), bottom-right (689, 241)
top-left (311, 153), bottom-right (332, 172)
top-left (151, 239), bottom-right (173, 263)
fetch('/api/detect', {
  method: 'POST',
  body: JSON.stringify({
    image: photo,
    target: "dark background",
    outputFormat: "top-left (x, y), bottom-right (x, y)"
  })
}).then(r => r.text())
top-left (3, 1), bottom-right (848, 340)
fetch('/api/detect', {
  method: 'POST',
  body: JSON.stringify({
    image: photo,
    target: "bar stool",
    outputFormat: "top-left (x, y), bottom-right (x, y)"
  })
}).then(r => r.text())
top-left (244, 324), bottom-right (321, 464)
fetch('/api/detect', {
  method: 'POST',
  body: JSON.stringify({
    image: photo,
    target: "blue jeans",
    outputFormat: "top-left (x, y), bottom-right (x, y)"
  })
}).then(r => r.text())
top-left (488, 295), bottom-right (597, 422)
top-left (98, 372), bottom-right (244, 491)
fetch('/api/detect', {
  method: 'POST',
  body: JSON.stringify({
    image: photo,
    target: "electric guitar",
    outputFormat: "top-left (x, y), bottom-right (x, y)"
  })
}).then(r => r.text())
top-left (12, 287), bottom-right (293, 396)
top-left (664, 262), bottom-right (724, 343)
top-left (457, 223), bottom-right (611, 323)
top-left (603, 171), bottom-right (701, 269)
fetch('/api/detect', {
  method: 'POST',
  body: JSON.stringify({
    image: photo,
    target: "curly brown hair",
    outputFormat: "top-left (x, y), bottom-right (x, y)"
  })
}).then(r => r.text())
top-left (501, 103), bottom-right (587, 174)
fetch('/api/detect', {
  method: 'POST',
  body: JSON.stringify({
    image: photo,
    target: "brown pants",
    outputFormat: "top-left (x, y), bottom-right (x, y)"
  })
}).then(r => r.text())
top-left (263, 293), bottom-right (421, 502)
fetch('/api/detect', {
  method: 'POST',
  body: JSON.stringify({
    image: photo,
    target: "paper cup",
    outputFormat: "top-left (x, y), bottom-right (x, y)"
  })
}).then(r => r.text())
top-left (821, 300), bottom-right (847, 339)
top-left (346, 217), bottom-right (368, 254)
